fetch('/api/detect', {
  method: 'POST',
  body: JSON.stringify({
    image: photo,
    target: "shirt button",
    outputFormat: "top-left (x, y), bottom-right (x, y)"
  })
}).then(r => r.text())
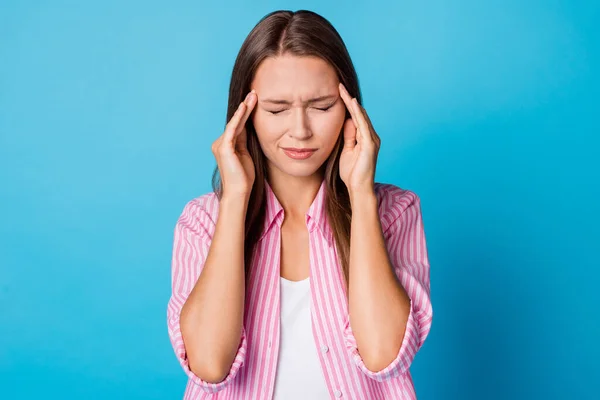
top-left (334, 390), bottom-right (342, 398)
top-left (320, 345), bottom-right (329, 353)
top-left (268, 340), bottom-right (272, 348)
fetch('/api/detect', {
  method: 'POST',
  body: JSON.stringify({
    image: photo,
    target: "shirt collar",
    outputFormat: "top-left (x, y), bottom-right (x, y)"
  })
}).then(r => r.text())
top-left (259, 178), bottom-right (333, 246)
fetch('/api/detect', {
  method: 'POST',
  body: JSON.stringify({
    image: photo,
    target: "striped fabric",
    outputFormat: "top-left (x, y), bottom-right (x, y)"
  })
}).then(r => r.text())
top-left (167, 179), bottom-right (433, 399)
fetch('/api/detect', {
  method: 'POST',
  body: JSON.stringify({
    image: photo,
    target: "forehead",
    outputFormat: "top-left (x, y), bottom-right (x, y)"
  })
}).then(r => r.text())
top-left (252, 55), bottom-right (338, 98)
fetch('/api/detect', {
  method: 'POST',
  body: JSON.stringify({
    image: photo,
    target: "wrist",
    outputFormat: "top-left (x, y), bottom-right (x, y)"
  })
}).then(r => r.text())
top-left (349, 187), bottom-right (377, 206)
top-left (220, 194), bottom-right (250, 214)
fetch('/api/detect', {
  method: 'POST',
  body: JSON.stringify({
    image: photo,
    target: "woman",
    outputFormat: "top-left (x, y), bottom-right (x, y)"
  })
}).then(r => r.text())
top-left (167, 9), bottom-right (433, 400)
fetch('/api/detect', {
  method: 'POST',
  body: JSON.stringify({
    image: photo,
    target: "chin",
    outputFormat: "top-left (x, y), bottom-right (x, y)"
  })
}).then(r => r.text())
top-left (269, 158), bottom-right (325, 179)
top-left (281, 165), bottom-right (321, 178)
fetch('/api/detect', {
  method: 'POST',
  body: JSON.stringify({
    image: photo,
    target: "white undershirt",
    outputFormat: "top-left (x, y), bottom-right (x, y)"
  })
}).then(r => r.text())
top-left (271, 276), bottom-right (330, 399)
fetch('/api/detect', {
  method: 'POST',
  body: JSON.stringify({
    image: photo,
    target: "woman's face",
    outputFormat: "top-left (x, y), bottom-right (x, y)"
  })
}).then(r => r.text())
top-left (250, 54), bottom-right (346, 179)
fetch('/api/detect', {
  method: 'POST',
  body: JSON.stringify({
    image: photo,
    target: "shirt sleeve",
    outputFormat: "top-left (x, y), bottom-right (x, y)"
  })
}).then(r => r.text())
top-left (166, 198), bottom-right (248, 393)
top-left (343, 189), bottom-right (433, 381)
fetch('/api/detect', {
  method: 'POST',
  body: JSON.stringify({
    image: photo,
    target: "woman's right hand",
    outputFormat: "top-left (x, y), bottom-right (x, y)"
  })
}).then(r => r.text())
top-left (211, 90), bottom-right (258, 200)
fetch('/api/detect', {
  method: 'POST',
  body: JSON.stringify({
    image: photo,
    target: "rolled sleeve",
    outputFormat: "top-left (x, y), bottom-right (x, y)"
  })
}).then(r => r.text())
top-left (166, 199), bottom-right (247, 393)
top-left (343, 189), bottom-right (433, 381)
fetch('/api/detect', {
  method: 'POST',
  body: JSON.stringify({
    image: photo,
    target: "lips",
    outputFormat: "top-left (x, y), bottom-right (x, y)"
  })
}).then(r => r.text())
top-left (281, 148), bottom-right (317, 160)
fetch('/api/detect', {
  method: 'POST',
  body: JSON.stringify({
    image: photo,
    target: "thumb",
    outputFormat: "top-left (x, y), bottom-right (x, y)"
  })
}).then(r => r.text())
top-left (342, 118), bottom-right (356, 150)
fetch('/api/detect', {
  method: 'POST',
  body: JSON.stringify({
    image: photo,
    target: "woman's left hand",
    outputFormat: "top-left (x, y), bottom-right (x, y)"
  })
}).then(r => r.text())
top-left (338, 82), bottom-right (381, 197)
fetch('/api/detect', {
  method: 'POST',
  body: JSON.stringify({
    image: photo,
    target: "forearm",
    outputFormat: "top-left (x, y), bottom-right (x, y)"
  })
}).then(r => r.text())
top-left (180, 195), bottom-right (248, 383)
top-left (348, 190), bottom-right (411, 372)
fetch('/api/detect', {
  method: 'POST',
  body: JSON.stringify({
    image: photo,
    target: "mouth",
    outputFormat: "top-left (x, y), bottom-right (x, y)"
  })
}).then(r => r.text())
top-left (281, 147), bottom-right (318, 160)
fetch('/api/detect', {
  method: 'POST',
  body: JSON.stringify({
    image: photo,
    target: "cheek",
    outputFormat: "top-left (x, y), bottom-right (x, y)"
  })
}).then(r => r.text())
top-left (313, 107), bottom-right (346, 139)
top-left (251, 113), bottom-right (281, 150)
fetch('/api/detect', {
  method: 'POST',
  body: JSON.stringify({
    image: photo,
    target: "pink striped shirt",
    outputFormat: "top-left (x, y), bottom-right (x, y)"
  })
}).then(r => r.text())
top-left (167, 179), bottom-right (433, 399)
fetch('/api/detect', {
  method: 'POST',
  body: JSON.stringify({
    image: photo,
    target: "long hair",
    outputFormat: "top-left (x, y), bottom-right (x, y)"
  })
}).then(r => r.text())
top-left (211, 9), bottom-right (362, 290)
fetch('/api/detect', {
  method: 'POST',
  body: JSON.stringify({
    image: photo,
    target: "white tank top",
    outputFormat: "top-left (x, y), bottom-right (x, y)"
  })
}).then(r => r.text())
top-left (272, 276), bottom-right (330, 399)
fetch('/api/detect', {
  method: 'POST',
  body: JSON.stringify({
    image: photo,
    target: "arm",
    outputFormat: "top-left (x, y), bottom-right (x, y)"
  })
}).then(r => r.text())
top-left (336, 82), bottom-right (432, 380)
top-left (345, 188), bottom-right (433, 381)
top-left (166, 195), bottom-right (248, 392)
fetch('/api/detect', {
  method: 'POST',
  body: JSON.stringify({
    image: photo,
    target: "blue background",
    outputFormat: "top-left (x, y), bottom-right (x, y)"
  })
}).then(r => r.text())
top-left (1, 1), bottom-right (598, 399)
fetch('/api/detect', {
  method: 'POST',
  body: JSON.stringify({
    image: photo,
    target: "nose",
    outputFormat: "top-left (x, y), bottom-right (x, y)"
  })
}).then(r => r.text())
top-left (288, 107), bottom-right (312, 140)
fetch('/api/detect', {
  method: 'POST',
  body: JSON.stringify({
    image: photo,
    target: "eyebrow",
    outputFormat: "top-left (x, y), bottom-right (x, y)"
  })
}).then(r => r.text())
top-left (259, 94), bottom-right (338, 105)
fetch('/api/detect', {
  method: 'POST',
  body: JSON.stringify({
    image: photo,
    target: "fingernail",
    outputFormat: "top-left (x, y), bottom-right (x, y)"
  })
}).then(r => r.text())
top-left (245, 92), bottom-right (252, 101)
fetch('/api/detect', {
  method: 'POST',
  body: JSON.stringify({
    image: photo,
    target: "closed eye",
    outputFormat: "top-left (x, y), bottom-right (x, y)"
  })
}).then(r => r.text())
top-left (267, 103), bottom-right (334, 115)
top-left (315, 98), bottom-right (338, 111)
top-left (265, 108), bottom-right (287, 115)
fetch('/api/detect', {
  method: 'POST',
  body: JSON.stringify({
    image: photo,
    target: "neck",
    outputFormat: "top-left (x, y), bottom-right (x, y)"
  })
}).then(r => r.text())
top-left (267, 169), bottom-right (324, 221)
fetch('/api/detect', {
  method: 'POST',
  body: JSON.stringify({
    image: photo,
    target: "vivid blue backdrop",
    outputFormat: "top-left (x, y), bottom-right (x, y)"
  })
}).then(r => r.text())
top-left (1, 1), bottom-right (598, 399)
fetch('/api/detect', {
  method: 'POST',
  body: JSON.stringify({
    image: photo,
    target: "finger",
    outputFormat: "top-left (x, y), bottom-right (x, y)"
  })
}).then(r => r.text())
top-left (338, 83), bottom-right (361, 133)
top-left (235, 122), bottom-right (251, 153)
top-left (224, 100), bottom-right (248, 143)
top-left (351, 98), bottom-right (374, 147)
top-left (342, 118), bottom-right (357, 150)
top-left (234, 91), bottom-right (257, 146)
top-left (235, 127), bottom-right (248, 152)
top-left (237, 91), bottom-right (257, 132)
top-left (339, 83), bottom-right (371, 146)
top-left (355, 101), bottom-right (380, 145)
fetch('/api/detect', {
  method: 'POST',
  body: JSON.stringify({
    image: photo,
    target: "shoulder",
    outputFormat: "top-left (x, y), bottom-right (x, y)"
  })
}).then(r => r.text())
top-left (176, 191), bottom-right (221, 238)
top-left (374, 182), bottom-right (421, 232)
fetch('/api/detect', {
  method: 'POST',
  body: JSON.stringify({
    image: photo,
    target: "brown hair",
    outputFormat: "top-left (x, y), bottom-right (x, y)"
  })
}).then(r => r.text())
top-left (211, 9), bottom-right (362, 290)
